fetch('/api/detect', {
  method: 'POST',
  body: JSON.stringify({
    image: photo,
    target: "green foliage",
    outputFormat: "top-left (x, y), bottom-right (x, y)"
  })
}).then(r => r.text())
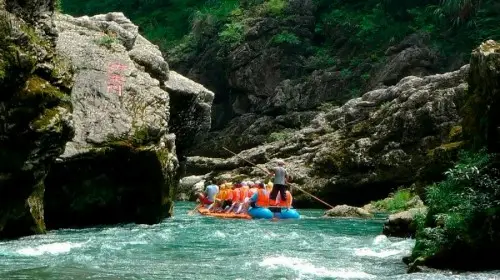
top-left (55, 0), bottom-right (63, 12)
top-left (305, 48), bottom-right (336, 70)
top-left (219, 22), bottom-right (244, 47)
top-left (412, 149), bottom-right (500, 261)
top-left (272, 31), bottom-right (301, 45)
top-left (61, 0), bottom-right (239, 50)
top-left (263, 0), bottom-right (286, 16)
top-left (267, 129), bottom-right (294, 143)
top-left (94, 33), bottom-right (118, 49)
top-left (372, 189), bottom-right (415, 213)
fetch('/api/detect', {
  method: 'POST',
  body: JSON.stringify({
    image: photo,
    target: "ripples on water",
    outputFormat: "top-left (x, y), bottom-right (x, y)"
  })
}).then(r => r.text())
top-left (0, 202), bottom-right (498, 280)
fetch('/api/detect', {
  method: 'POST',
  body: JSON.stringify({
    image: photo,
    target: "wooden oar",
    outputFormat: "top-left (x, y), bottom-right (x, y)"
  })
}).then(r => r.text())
top-left (222, 146), bottom-right (336, 209)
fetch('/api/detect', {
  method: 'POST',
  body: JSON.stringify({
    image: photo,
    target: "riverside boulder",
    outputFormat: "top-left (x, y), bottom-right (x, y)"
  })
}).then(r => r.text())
top-left (383, 207), bottom-right (427, 238)
top-left (324, 205), bottom-right (373, 219)
top-left (42, 12), bottom-right (213, 229)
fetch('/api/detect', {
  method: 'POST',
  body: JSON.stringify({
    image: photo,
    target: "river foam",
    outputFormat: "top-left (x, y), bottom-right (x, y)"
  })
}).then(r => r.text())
top-left (16, 242), bottom-right (84, 256)
top-left (260, 255), bottom-right (376, 279)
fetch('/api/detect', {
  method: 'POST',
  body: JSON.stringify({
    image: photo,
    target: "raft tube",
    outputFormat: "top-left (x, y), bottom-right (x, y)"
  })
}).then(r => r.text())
top-left (248, 207), bottom-right (274, 219)
top-left (273, 208), bottom-right (300, 219)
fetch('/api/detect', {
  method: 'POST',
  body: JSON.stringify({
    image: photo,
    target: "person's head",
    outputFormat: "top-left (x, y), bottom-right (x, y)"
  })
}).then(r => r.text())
top-left (276, 160), bottom-right (285, 166)
top-left (247, 181), bottom-right (254, 187)
top-left (258, 182), bottom-right (265, 188)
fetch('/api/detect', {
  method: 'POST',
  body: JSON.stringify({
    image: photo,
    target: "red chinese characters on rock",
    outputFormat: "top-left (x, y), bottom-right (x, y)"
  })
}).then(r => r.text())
top-left (106, 62), bottom-right (128, 96)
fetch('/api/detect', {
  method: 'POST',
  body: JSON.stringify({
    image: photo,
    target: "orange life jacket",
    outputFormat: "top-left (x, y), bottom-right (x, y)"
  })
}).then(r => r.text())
top-left (232, 188), bottom-right (240, 203)
top-left (226, 189), bottom-right (233, 201)
top-left (256, 189), bottom-right (270, 207)
top-left (240, 188), bottom-right (249, 202)
top-left (278, 191), bottom-right (293, 208)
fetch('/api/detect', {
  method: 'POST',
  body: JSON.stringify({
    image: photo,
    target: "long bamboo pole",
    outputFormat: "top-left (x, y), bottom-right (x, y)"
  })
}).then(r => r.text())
top-left (222, 147), bottom-right (335, 209)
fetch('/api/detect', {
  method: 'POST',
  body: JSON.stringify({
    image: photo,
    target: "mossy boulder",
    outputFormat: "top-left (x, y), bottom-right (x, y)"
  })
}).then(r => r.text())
top-left (462, 40), bottom-right (500, 152)
top-left (0, 5), bottom-right (74, 239)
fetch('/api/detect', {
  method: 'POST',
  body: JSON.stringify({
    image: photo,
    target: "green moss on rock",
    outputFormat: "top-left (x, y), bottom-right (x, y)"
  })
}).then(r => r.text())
top-left (448, 125), bottom-right (462, 142)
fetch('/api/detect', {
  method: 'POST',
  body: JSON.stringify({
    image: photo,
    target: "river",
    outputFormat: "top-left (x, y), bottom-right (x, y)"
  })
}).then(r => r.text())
top-left (0, 202), bottom-right (498, 280)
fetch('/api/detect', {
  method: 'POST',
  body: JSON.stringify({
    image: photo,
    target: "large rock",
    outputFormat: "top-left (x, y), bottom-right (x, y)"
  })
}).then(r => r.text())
top-left (407, 40), bottom-right (500, 272)
top-left (0, 2), bottom-right (74, 238)
top-left (462, 40), bottom-right (500, 152)
top-left (323, 205), bottom-right (373, 218)
top-left (383, 207), bottom-right (427, 238)
top-left (40, 12), bottom-right (213, 230)
top-left (370, 33), bottom-right (438, 87)
top-left (185, 65), bottom-right (469, 207)
top-left (177, 175), bottom-right (204, 200)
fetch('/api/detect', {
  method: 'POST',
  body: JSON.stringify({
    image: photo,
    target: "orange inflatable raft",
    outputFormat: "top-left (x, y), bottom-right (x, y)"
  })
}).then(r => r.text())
top-left (197, 207), bottom-right (252, 220)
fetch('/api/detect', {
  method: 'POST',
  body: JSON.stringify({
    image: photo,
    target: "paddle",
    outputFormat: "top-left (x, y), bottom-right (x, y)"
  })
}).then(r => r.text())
top-left (187, 203), bottom-right (201, 215)
top-left (222, 146), bottom-right (336, 209)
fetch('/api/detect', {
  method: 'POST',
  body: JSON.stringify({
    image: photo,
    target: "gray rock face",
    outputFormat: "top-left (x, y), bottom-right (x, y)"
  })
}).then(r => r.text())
top-left (323, 205), bottom-right (373, 218)
top-left (40, 12), bottom-right (213, 230)
top-left (383, 207), bottom-right (428, 238)
top-left (177, 175), bottom-right (205, 201)
top-left (166, 70), bottom-right (214, 155)
top-left (55, 13), bottom-right (170, 158)
top-left (370, 33), bottom-right (438, 87)
top-left (185, 66), bottom-right (469, 207)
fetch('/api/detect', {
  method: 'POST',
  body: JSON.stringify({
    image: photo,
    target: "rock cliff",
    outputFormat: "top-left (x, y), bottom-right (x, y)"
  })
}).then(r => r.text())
top-left (0, 1), bottom-right (213, 237)
top-left (170, 1), bottom-right (446, 159)
top-left (184, 65), bottom-right (468, 207)
top-left (407, 40), bottom-right (500, 272)
top-left (0, 0), bottom-right (73, 238)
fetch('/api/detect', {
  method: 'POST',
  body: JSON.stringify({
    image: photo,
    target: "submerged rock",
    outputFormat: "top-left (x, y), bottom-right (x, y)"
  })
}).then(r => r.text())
top-left (323, 205), bottom-right (373, 218)
top-left (0, 1), bottom-right (74, 238)
top-left (383, 207), bottom-right (427, 238)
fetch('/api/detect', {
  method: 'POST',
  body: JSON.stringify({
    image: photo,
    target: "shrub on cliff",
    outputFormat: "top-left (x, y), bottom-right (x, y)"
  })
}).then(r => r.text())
top-left (410, 150), bottom-right (500, 270)
top-left (372, 189), bottom-right (417, 213)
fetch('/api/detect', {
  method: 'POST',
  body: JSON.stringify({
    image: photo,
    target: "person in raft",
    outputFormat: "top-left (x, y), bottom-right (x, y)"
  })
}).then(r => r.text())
top-left (197, 180), bottom-right (219, 209)
top-left (249, 182), bottom-right (269, 208)
top-left (276, 189), bottom-right (293, 210)
top-left (267, 160), bottom-right (290, 207)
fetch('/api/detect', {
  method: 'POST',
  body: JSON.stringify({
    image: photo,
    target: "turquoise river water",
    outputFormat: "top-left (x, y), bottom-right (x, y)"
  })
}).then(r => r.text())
top-left (0, 202), bottom-right (499, 280)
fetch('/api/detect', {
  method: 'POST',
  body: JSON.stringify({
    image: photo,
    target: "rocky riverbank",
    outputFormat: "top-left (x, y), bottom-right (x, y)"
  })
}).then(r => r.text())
top-left (180, 64), bottom-right (468, 207)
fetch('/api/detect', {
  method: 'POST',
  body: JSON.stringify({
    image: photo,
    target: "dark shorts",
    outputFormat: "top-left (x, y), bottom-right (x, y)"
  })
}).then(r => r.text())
top-left (222, 200), bottom-right (232, 209)
top-left (269, 206), bottom-right (282, 213)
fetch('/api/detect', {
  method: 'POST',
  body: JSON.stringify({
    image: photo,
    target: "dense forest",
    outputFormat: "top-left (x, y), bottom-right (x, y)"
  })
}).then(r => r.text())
top-left (63, 0), bottom-right (499, 67)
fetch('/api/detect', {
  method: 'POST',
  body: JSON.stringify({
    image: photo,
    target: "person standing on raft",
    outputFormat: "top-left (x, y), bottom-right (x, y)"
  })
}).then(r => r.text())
top-left (267, 160), bottom-right (290, 206)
